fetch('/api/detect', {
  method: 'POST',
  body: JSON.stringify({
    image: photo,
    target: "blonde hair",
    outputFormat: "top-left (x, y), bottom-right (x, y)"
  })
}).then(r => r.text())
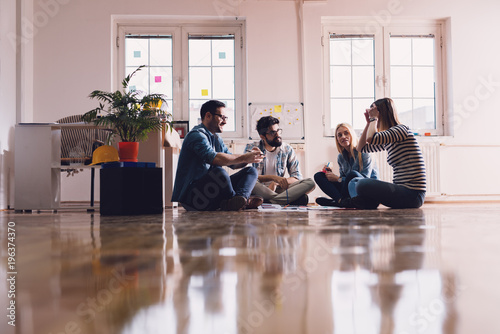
top-left (373, 97), bottom-right (401, 131)
top-left (335, 123), bottom-right (358, 157)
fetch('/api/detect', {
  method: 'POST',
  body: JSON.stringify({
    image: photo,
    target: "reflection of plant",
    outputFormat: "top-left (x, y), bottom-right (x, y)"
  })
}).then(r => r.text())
top-left (82, 65), bottom-right (172, 142)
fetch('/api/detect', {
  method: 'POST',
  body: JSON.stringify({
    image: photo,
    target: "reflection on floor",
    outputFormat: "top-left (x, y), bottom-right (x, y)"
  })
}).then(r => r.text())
top-left (1, 203), bottom-right (500, 334)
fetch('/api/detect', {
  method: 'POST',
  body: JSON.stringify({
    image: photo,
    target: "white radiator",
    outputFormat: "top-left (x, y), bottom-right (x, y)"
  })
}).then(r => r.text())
top-left (372, 142), bottom-right (441, 196)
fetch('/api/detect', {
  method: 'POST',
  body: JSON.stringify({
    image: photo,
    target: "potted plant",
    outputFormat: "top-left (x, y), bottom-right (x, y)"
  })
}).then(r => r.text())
top-left (82, 65), bottom-right (172, 162)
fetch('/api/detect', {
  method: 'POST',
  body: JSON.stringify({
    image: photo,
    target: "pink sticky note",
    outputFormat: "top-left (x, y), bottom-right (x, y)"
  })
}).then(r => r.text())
top-left (155, 76), bottom-right (162, 83)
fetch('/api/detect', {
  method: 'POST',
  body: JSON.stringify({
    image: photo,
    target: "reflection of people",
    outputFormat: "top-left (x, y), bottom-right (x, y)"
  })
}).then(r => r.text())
top-left (244, 116), bottom-right (315, 205)
top-left (349, 98), bottom-right (427, 209)
top-left (314, 123), bottom-right (378, 207)
top-left (337, 210), bottom-right (427, 334)
top-left (172, 100), bottom-right (264, 211)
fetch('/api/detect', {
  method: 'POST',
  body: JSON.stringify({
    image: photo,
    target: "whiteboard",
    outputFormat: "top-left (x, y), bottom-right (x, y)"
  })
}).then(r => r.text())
top-left (248, 103), bottom-right (304, 140)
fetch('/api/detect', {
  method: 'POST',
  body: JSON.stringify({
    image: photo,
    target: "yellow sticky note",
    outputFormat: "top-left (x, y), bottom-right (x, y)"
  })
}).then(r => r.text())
top-left (201, 89), bottom-right (208, 96)
top-left (274, 105), bottom-right (282, 113)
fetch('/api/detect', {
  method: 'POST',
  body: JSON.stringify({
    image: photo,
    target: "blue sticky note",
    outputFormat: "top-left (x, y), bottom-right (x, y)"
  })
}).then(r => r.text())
top-left (134, 51), bottom-right (141, 58)
top-left (219, 52), bottom-right (226, 59)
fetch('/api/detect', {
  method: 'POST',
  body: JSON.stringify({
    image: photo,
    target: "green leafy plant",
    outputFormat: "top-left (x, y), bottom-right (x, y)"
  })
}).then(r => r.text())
top-left (82, 65), bottom-right (172, 142)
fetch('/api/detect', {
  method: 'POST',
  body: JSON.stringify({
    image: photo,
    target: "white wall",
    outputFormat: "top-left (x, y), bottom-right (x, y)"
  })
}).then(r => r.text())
top-left (5, 0), bottom-right (499, 204)
top-left (0, 0), bottom-right (19, 209)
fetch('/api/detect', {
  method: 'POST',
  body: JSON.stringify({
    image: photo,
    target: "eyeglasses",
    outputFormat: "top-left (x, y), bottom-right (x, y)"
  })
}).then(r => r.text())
top-left (213, 113), bottom-right (228, 121)
top-left (266, 128), bottom-right (283, 137)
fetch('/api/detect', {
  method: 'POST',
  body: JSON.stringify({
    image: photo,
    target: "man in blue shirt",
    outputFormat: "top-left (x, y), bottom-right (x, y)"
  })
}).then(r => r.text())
top-left (172, 100), bottom-right (264, 211)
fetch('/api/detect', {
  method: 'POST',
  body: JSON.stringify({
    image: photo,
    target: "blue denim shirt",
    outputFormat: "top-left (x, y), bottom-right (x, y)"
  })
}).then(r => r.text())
top-left (171, 124), bottom-right (231, 203)
top-left (244, 141), bottom-right (302, 179)
top-left (337, 149), bottom-right (379, 180)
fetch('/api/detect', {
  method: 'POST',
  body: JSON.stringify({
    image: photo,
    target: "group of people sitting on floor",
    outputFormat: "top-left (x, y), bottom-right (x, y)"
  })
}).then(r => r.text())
top-left (171, 98), bottom-right (426, 211)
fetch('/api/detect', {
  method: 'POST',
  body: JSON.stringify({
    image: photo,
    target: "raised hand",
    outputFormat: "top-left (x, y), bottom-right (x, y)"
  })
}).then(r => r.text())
top-left (364, 110), bottom-right (371, 123)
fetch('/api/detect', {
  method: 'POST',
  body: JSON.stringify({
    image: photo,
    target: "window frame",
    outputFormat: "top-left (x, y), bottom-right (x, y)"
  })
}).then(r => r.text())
top-left (322, 19), bottom-right (446, 137)
top-left (114, 18), bottom-right (246, 138)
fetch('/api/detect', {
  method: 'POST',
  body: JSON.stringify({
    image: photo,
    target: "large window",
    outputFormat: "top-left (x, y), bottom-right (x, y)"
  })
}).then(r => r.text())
top-left (125, 35), bottom-right (174, 113)
top-left (323, 20), bottom-right (446, 136)
top-left (188, 34), bottom-right (236, 132)
top-left (389, 34), bottom-right (437, 130)
top-left (116, 21), bottom-right (246, 137)
top-left (329, 35), bottom-right (376, 130)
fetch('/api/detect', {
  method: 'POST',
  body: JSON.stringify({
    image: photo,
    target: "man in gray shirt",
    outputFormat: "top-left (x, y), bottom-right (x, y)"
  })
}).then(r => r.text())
top-left (244, 116), bottom-right (315, 205)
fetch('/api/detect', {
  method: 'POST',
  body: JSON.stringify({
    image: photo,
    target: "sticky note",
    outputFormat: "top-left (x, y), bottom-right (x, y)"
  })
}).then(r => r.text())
top-left (219, 52), bottom-right (226, 59)
top-left (155, 76), bottom-right (162, 83)
top-left (201, 89), bottom-right (208, 96)
top-left (130, 85), bottom-right (136, 92)
top-left (274, 105), bottom-right (282, 113)
top-left (134, 51), bottom-right (141, 58)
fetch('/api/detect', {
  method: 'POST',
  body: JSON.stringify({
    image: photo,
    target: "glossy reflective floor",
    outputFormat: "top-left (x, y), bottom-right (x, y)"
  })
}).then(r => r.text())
top-left (1, 203), bottom-right (500, 334)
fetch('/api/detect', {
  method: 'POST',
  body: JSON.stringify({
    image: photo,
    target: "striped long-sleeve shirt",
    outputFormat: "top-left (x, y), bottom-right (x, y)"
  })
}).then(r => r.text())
top-left (362, 124), bottom-right (426, 191)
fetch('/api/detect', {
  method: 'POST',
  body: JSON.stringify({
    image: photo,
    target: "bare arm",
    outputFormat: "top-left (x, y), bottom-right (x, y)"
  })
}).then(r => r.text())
top-left (212, 150), bottom-right (263, 167)
top-left (357, 109), bottom-right (379, 152)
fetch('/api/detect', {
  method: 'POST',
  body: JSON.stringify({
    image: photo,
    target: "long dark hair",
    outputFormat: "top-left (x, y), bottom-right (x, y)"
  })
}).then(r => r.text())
top-left (373, 98), bottom-right (400, 131)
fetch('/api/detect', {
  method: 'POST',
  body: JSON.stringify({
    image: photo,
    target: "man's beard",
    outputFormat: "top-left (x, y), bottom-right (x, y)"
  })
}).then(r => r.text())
top-left (266, 136), bottom-right (282, 147)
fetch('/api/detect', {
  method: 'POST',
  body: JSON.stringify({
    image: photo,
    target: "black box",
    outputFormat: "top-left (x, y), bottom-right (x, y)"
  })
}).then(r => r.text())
top-left (100, 167), bottom-right (163, 215)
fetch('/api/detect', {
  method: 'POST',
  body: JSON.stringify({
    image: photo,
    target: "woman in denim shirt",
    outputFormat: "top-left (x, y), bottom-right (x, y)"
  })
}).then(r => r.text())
top-left (314, 123), bottom-right (378, 206)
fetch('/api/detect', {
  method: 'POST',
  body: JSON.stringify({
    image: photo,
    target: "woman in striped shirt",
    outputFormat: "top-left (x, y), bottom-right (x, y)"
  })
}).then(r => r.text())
top-left (348, 98), bottom-right (426, 209)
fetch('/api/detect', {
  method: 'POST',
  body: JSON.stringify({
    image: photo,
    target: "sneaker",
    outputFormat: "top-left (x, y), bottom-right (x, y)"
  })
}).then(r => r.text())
top-left (244, 196), bottom-right (264, 210)
top-left (350, 196), bottom-right (379, 210)
top-left (316, 197), bottom-right (338, 206)
top-left (219, 195), bottom-right (247, 211)
top-left (290, 194), bottom-right (309, 206)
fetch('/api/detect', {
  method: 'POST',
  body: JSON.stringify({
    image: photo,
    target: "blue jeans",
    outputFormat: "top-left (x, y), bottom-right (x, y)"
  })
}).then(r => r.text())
top-left (349, 178), bottom-right (426, 209)
top-left (314, 170), bottom-right (363, 201)
top-left (183, 166), bottom-right (258, 211)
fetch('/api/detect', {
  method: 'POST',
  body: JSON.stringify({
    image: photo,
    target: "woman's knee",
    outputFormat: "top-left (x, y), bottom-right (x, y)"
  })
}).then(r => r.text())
top-left (354, 178), bottom-right (375, 196)
top-left (314, 172), bottom-right (326, 183)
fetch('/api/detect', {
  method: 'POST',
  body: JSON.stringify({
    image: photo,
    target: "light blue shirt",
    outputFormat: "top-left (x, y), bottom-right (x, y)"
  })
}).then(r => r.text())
top-left (337, 149), bottom-right (379, 181)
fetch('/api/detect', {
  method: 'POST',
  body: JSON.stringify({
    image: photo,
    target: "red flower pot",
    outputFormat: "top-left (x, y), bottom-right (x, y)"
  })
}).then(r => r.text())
top-left (118, 142), bottom-right (139, 162)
